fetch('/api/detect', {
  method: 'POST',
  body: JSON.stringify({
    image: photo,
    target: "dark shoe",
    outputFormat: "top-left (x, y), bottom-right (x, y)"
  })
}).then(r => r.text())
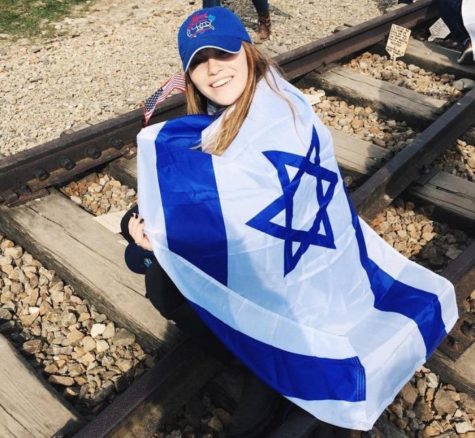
top-left (225, 371), bottom-right (280, 437)
top-left (257, 13), bottom-right (271, 40)
top-left (457, 43), bottom-right (474, 65)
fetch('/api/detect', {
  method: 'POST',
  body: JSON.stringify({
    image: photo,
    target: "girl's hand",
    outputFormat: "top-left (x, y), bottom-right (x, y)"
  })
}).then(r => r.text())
top-left (128, 213), bottom-right (153, 251)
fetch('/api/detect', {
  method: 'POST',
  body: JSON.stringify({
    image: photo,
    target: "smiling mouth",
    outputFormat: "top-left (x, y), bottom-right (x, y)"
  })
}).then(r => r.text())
top-left (211, 77), bottom-right (233, 88)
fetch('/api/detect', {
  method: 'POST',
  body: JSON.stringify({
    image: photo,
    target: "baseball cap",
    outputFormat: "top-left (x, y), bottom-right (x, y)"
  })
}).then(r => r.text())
top-left (178, 7), bottom-right (251, 72)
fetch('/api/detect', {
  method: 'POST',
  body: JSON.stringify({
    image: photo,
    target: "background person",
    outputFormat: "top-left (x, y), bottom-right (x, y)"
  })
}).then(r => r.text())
top-left (438, 0), bottom-right (474, 63)
top-left (202, 0), bottom-right (272, 39)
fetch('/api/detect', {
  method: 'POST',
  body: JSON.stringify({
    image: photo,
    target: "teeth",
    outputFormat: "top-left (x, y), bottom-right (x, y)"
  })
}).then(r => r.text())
top-left (211, 78), bottom-right (232, 88)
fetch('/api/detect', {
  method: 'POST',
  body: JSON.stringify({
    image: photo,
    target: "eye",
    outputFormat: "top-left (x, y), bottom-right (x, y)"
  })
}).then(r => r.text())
top-left (215, 50), bottom-right (233, 59)
top-left (189, 49), bottom-right (234, 71)
top-left (189, 52), bottom-right (208, 70)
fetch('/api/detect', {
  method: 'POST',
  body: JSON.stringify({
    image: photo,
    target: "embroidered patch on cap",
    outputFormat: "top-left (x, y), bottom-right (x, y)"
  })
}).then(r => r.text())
top-left (187, 12), bottom-right (216, 38)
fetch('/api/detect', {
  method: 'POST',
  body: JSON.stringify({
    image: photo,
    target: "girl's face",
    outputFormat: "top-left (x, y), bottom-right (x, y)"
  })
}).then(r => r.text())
top-left (188, 47), bottom-right (248, 107)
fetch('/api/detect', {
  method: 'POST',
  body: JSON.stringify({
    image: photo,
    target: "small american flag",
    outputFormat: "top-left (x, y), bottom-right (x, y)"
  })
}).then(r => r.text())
top-left (143, 73), bottom-right (186, 126)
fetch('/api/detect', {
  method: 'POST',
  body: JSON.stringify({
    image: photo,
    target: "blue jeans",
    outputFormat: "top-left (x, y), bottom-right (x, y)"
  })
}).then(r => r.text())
top-left (438, 0), bottom-right (469, 45)
top-left (203, 0), bottom-right (220, 6)
top-left (202, 0), bottom-right (269, 14)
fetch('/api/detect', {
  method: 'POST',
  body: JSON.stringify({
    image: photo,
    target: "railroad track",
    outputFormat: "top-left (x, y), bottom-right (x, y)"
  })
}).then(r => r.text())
top-left (0, 1), bottom-right (474, 436)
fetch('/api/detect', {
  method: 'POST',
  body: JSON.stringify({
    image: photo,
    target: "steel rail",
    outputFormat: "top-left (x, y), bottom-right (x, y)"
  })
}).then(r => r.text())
top-left (0, 0), bottom-right (437, 205)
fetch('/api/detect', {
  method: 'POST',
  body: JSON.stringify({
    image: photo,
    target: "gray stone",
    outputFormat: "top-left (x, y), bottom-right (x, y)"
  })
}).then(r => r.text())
top-left (112, 328), bottom-right (135, 347)
top-left (91, 323), bottom-right (106, 338)
top-left (116, 358), bottom-right (133, 372)
top-left (48, 375), bottom-right (75, 386)
top-left (426, 373), bottom-right (439, 388)
top-left (0, 308), bottom-right (12, 320)
top-left (67, 363), bottom-right (84, 377)
top-left (434, 388), bottom-right (458, 416)
top-left (20, 312), bottom-right (39, 326)
top-left (454, 421), bottom-right (475, 434)
top-left (61, 311), bottom-right (77, 327)
top-left (459, 393), bottom-right (475, 414)
top-left (208, 416), bottom-right (223, 432)
top-left (414, 399), bottom-right (433, 422)
top-left (22, 339), bottom-right (42, 354)
top-left (400, 382), bottom-right (418, 408)
top-left (102, 322), bottom-right (115, 339)
top-left (96, 340), bottom-right (109, 353)
top-left (4, 246), bottom-right (23, 259)
top-left (44, 364), bottom-right (59, 374)
top-left (82, 336), bottom-right (96, 352)
top-left (64, 328), bottom-right (85, 346)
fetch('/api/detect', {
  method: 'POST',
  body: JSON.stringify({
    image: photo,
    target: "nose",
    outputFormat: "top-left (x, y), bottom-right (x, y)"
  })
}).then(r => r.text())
top-left (206, 56), bottom-right (222, 76)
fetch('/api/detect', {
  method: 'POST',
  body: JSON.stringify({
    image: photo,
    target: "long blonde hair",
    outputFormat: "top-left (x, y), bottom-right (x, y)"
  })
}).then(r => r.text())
top-left (185, 42), bottom-right (290, 155)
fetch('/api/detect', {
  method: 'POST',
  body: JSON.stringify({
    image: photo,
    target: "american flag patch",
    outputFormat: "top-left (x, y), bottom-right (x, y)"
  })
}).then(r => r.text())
top-left (143, 73), bottom-right (186, 126)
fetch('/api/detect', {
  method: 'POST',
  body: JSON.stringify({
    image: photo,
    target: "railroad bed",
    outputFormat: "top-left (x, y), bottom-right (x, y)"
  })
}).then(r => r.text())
top-left (0, 1), bottom-right (474, 437)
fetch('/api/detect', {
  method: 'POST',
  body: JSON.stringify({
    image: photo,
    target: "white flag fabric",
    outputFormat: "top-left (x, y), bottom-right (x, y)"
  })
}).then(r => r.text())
top-left (462, 0), bottom-right (475, 59)
top-left (137, 71), bottom-right (458, 430)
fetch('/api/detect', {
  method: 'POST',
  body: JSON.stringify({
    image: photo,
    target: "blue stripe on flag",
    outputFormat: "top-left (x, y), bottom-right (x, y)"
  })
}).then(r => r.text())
top-left (347, 199), bottom-right (447, 357)
top-left (192, 301), bottom-right (366, 402)
top-left (155, 115), bottom-right (228, 285)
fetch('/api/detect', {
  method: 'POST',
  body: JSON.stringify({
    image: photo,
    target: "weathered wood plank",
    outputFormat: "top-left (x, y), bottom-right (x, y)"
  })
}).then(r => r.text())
top-left (428, 344), bottom-right (475, 397)
top-left (0, 190), bottom-right (179, 352)
top-left (402, 39), bottom-right (475, 81)
top-left (330, 127), bottom-right (390, 175)
top-left (0, 334), bottom-right (81, 437)
top-left (306, 67), bottom-right (446, 128)
top-left (410, 172), bottom-right (475, 224)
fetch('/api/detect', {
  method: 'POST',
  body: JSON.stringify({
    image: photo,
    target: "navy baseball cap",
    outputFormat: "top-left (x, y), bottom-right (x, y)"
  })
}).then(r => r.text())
top-left (178, 7), bottom-right (251, 72)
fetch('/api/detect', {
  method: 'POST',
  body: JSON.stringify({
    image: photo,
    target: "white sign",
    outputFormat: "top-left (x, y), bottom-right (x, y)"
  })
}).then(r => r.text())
top-left (428, 18), bottom-right (451, 42)
top-left (386, 24), bottom-right (412, 60)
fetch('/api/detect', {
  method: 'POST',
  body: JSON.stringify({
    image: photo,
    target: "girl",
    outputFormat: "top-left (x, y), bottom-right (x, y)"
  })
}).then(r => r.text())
top-left (123, 6), bottom-right (457, 436)
top-left (122, 7), bottom-right (285, 437)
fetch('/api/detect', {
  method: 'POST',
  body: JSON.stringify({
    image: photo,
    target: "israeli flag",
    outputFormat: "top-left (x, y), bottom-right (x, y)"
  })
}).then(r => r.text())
top-left (137, 72), bottom-right (457, 430)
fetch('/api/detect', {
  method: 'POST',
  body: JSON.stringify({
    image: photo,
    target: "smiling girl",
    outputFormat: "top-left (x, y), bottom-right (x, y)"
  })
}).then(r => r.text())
top-left (122, 7), bottom-right (287, 437)
top-left (122, 6), bottom-right (457, 437)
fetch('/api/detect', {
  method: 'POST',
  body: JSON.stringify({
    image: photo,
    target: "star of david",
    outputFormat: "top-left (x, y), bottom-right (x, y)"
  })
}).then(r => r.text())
top-left (246, 127), bottom-right (339, 276)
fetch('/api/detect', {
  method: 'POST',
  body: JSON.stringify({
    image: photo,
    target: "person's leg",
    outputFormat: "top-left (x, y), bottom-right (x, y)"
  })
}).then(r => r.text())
top-left (203, 0), bottom-right (221, 7)
top-left (145, 259), bottom-right (234, 363)
top-left (438, 0), bottom-right (470, 45)
top-left (252, 0), bottom-right (271, 40)
top-left (251, 0), bottom-right (269, 15)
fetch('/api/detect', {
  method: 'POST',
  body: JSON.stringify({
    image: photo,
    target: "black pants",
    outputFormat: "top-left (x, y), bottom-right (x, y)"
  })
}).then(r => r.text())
top-left (438, 0), bottom-right (470, 45)
top-left (202, 0), bottom-right (269, 15)
top-left (121, 206), bottom-right (233, 363)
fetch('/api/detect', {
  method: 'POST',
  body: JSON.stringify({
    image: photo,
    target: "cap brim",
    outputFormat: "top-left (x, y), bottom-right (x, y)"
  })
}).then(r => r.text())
top-left (184, 36), bottom-right (243, 71)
